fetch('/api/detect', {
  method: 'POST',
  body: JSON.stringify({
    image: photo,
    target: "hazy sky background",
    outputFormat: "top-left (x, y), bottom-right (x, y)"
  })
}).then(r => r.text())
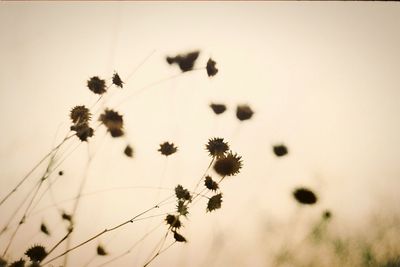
top-left (1, 2), bottom-right (400, 266)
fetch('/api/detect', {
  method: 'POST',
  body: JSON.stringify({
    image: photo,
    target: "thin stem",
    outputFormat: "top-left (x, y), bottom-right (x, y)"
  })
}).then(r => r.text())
top-left (193, 157), bottom-right (215, 193)
top-left (143, 240), bottom-right (176, 267)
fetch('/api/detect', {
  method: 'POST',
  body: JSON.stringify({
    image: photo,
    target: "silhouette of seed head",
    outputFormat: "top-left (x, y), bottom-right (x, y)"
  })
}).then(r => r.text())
top-left (0, 257), bottom-right (7, 267)
top-left (173, 231), bottom-right (187, 242)
top-left (210, 103), bottom-right (226, 115)
top-left (87, 76), bottom-right (107, 95)
top-left (40, 223), bottom-right (50, 236)
top-left (175, 185), bottom-right (191, 201)
top-left (177, 200), bottom-right (189, 217)
top-left (112, 72), bottom-right (124, 88)
top-left (58, 171), bottom-right (63, 176)
top-left (213, 152), bottom-right (242, 176)
top-left (158, 142), bottom-right (177, 156)
top-left (99, 109), bottom-right (124, 137)
top-left (207, 193), bottom-right (223, 212)
top-left (166, 51), bottom-right (200, 72)
top-left (96, 245), bottom-right (107, 256)
top-left (204, 176), bottom-right (219, 191)
top-left (71, 123), bottom-right (94, 142)
top-left (165, 214), bottom-right (181, 229)
top-left (124, 145), bottom-right (133, 158)
top-left (323, 210), bottom-right (332, 220)
top-left (8, 259), bottom-right (24, 267)
top-left (25, 245), bottom-right (47, 262)
top-left (61, 211), bottom-right (72, 222)
top-left (236, 105), bottom-right (254, 121)
top-left (70, 105), bottom-right (91, 124)
top-left (273, 144), bottom-right (288, 157)
top-left (206, 58), bottom-right (218, 77)
top-left (293, 188), bottom-right (318, 205)
top-left (206, 138), bottom-right (229, 159)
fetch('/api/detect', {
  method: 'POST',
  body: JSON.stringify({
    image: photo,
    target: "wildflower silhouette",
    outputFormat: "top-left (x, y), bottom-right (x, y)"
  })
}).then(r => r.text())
top-left (158, 142), bottom-right (178, 156)
top-left (112, 72), bottom-right (124, 88)
top-left (293, 188), bottom-right (318, 205)
top-left (166, 51), bottom-right (200, 72)
top-left (87, 76), bottom-right (107, 95)
top-left (206, 58), bottom-right (218, 77)
top-left (206, 138), bottom-right (229, 159)
top-left (273, 144), bottom-right (288, 157)
top-left (213, 151), bottom-right (242, 176)
top-left (25, 245), bottom-right (47, 263)
top-left (236, 104), bottom-right (254, 121)
top-left (210, 103), bottom-right (226, 115)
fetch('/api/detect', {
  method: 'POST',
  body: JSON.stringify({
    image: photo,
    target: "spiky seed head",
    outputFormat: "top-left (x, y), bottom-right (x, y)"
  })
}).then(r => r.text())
top-left (207, 193), bottom-right (223, 212)
top-left (112, 72), bottom-right (124, 88)
top-left (70, 105), bottom-right (91, 124)
top-left (206, 58), bottom-right (218, 77)
top-left (206, 138), bottom-right (229, 159)
top-left (25, 245), bottom-right (47, 262)
top-left (175, 185), bottom-right (191, 201)
top-left (213, 151), bottom-right (242, 176)
top-left (97, 245), bottom-right (107, 256)
top-left (71, 123), bottom-right (94, 142)
top-left (204, 176), bottom-right (219, 191)
top-left (236, 105), bottom-right (254, 121)
top-left (124, 145), bottom-right (133, 158)
top-left (99, 109), bottom-right (124, 137)
top-left (166, 51), bottom-right (200, 72)
top-left (209, 103), bottom-right (226, 115)
top-left (87, 76), bottom-right (107, 95)
top-left (40, 223), bottom-right (50, 236)
top-left (273, 144), bottom-right (288, 157)
top-left (293, 188), bottom-right (318, 205)
top-left (177, 200), bottom-right (189, 217)
top-left (173, 231), bottom-right (187, 242)
top-left (165, 214), bottom-right (181, 229)
top-left (8, 259), bottom-right (25, 267)
top-left (158, 142), bottom-right (178, 156)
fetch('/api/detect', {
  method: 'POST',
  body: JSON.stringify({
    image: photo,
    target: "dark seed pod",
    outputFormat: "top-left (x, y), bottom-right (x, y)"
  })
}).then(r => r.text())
top-left (273, 144), bottom-right (288, 157)
top-left (124, 145), bottom-right (133, 158)
top-left (206, 138), bottom-right (229, 159)
top-left (175, 185), bottom-right (191, 201)
top-left (206, 58), bottom-right (218, 77)
top-left (165, 214), bottom-right (181, 229)
top-left (166, 51), bottom-right (200, 72)
top-left (173, 231), bottom-right (187, 242)
top-left (213, 152), bottom-right (242, 177)
top-left (207, 193), bottom-right (223, 212)
top-left (97, 245), bottom-right (107, 256)
top-left (210, 103), bottom-right (226, 115)
top-left (293, 188), bottom-right (318, 205)
top-left (204, 176), bottom-right (219, 191)
top-left (158, 142), bottom-right (178, 156)
top-left (25, 245), bottom-right (47, 262)
top-left (112, 72), bottom-right (124, 88)
top-left (87, 76), bottom-right (107, 95)
top-left (236, 105), bottom-right (254, 121)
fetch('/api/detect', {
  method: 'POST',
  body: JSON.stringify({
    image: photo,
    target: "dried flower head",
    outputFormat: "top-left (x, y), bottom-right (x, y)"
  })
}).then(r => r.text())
top-left (97, 245), bottom-right (107, 256)
top-left (204, 176), bottom-right (219, 191)
top-left (70, 105), bottom-right (91, 124)
top-left (175, 185), bottom-right (191, 201)
top-left (8, 259), bottom-right (25, 267)
top-left (166, 51), bottom-right (200, 72)
top-left (112, 72), bottom-right (124, 88)
top-left (165, 214), bottom-right (181, 229)
top-left (40, 223), bottom-right (50, 236)
top-left (177, 200), bottom-right (189, 217)
top-left (173, 231), bottom-right (187, 243)
top-left (293, 188), bottom-right (318, 205)
top-left (71, 123), bottom-right (94, 142)
top-left (158, 142), bottom-right (178, 156)
top-left (206, 58), bottom-right (218, 77)
top-left (87, 76), bottom-right (107, 95)
top-left (0, 257), bottom-right (7, 267)
top-left (207, 193), bottom-right (223, 212)
top-left (210, 103), bottom-right (226, 115)
top-left (206, 138), bottom-right (229, 159)
top-left (25, 245), bottom-right (47, 262)
top-left (99, 109), bottom-right (124, 137)
top-left (61, 211), bottom-right (72, 222)
top-left (213, 151), bottom-right (242, 176)
top-left (236, 105), bottom-right (254, 121)
top-left (273, 144), bottom-right (288, 157)
top-left (124, 145), bottom-right (133, 158)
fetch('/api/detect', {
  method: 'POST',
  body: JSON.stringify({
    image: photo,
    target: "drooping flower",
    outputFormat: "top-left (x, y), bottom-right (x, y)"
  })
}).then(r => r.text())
top-left (25, 245), bottom-right (47, 262)
top-left (273, 144), bottom-right (288, 157)
top-left (236, 105), bottom-right (254, 121)
top-left (206, 58), bottom-right (218, 77)
top-left (206, 138), bottom-right (229, 159)
top-left (87, 76), bottom-right (107, 95)
top-left (293, 188), bottom-right (318, 205)
top-left (158, 142), bottom-right (178, 156)
top-left (209, 103), bottom-right (226, 115)
top-left (112, 72), bottom-right (124, 88)
top-left (207, 193), bottom-right (223, 212)
top-left (166, 51), bottom-right (200, 72)
top-left (213, 151), bottom-right (242, 176)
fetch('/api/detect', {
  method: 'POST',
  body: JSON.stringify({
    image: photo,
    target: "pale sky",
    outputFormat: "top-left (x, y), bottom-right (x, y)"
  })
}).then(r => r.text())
top-left (1, 2), bottom-right (400, 267)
